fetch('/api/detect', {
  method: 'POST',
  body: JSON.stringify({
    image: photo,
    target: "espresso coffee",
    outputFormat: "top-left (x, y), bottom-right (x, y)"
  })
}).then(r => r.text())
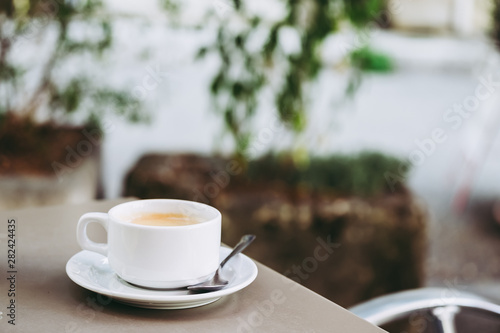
top-left (128, 213), bottom-right (202, 226)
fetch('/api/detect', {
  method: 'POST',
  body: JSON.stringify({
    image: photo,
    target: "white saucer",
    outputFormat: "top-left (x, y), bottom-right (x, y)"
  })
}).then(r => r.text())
top-left (66, 247), bottom-right (258, 309)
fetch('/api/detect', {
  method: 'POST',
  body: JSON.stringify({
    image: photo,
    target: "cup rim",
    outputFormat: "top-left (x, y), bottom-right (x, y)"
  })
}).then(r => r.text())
top-left (108, 199), bottom-right (221, 229)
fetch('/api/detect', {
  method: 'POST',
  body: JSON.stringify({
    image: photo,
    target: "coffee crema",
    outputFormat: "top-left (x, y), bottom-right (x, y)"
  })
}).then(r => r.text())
top-left (128, 213), bottom-right (202, 226)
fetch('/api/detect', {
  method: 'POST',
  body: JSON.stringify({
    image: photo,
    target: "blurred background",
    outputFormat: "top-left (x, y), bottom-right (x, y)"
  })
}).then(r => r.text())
top-left (2, 0), bottom-right (500, 329)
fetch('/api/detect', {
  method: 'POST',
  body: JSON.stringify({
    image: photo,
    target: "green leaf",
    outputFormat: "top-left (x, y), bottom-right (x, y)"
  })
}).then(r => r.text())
top-left (263, 24), bottom-right (280, 61)
top-left (210, 71), bottom-right (225, 94)
top-left (231, 82), bottom-right (244, 98)
top-left (196, 47), bottom-right (209, 59)
top-left (350, 47), bottom-right (394, 72)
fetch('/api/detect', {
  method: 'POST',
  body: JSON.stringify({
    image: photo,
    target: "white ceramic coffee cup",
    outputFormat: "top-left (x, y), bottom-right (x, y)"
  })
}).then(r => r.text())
top-left (77, 199), bottom-right (221, 289)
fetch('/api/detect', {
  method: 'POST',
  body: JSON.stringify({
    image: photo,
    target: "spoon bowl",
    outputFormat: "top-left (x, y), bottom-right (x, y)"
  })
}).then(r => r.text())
top-left (187, 234), bottom-right (256, 292)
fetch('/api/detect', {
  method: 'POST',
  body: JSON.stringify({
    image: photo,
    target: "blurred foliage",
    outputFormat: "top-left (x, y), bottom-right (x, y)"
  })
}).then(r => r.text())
top-left (246, 151), bottom-right (409, 196)
top-left (169, 0), bottom-right (390, 157)
top-left (493, 0), bottom-right (500, 51)
top-left (350, 46), bottom-right (393, 72)
top-left (344, 0), bottom-right (388, 27)
top-left (0, 0), bottom-right (146, 131)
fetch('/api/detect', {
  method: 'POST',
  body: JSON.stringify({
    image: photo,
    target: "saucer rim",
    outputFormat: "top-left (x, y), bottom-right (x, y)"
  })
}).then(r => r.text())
top-left (66, 247), bottom-right (258, 303)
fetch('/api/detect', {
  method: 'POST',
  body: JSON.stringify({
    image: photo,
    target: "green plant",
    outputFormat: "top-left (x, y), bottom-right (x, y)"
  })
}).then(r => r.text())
top-left (171, 0), bottom-right (389, 157)
top-left (350, 46), bottom-right (393, 72)
top-left (246, 151), bottom-right (409, 196)
top-left (0, 0), bottom-right (145, 129)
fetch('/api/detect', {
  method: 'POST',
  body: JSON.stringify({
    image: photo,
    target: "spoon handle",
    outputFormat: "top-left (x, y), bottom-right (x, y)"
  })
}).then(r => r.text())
top-left (220, 234), bottom-right (256, 269)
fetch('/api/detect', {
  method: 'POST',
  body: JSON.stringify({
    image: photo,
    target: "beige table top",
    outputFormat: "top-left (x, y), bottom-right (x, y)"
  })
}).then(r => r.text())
top-left (0, 198), bottom-right (386, 332)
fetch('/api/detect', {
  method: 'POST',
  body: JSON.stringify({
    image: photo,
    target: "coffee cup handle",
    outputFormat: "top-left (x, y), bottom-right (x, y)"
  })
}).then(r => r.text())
top-left (77, 212), bottom-right (109, 256)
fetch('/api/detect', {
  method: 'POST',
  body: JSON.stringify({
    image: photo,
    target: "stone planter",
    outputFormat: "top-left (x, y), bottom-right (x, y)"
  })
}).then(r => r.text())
top-left (124, 153), bottom-right (427, 307)
top-left (0, 120), bottom-right (102, 209)
top-left (0, 157), bottom-right (99, 210)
